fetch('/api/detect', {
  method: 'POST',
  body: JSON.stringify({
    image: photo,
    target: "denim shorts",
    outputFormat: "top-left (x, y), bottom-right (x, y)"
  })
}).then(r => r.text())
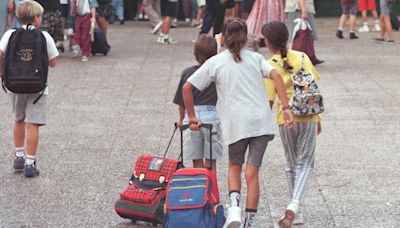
top-left (182, 105), bottom-right (223, 160)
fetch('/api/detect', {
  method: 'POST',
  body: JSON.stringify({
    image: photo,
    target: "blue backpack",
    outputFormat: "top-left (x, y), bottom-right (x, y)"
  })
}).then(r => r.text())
top-left (164, 168), bottom-right (224, 228)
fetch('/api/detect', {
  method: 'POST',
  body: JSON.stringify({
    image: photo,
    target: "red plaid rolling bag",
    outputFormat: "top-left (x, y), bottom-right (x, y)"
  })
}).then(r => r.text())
top-left (115, 126), bottom-right (180, 226)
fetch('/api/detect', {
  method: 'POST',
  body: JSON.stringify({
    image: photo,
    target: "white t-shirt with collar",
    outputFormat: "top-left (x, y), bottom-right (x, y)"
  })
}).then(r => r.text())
top-left (187, 49), bottom-right (275, 145)
top-left (0, 25), bottom-right (59, 95)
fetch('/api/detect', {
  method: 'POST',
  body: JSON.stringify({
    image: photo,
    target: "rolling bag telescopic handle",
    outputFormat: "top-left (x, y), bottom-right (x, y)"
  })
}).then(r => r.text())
top-left (179, 123), bottom-right (214, 170)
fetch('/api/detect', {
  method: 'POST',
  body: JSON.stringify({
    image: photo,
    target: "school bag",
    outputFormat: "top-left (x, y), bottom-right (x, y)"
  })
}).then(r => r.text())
top-left (291, 19), bottom-right (320, 65)
top-left (164, 124), bottom-right (224, 228)
top-left (3, 25), bottom-right (48, 103)
top-left (273, 53), bottom-right (324, 116)
top-left (114, 126), bottom-right (181, 226)
top-left (91, 28), bottom-right (110, 56)
top-left (390, 12), bottom-right (399, 31)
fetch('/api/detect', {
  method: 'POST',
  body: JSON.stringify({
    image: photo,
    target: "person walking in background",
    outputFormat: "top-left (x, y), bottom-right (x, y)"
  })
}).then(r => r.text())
top-left (71, 0), bottom-right (99, 61)
top-left (143, 0), bottom-right (163, 34)
top-left (157, 0), bottom-right (178, 44)
top-left (357, 0), bottom-right (380, 32)
top-left (7, 0), bottom-right (22, 29)
top-left (112, 0), bottom-right (124, 24)
top-left (246, 0), bottom-right (285, 51)
top-left (199, 0), bottom-right (227, 37)
top-left (375, 0), bottom-right (395, 42)
top-left (193, 0), bottom-right (205, 27)
top-left (35, 0), bottom-right (64, 51)
top-left (97, 0), bottom-right (114, 40)
top-left (262, 21), bottom-right (322, 228)
top-left (336, 0), bottom-right (359, 39)
top-left (1, 0), bottom-right (7, 36)
top-left (285, 0), bottom-right (318, 44)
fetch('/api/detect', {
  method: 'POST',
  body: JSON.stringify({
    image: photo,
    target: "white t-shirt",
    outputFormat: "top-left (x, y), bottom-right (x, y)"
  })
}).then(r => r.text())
top-left (285, 0), bottom-right (316, 14)
top-left (0, 26), bottom-right (59, 95)
top-left (187, 49), bottom-right (275, 145)
top-left (60, 0), bottom-right (69, 4)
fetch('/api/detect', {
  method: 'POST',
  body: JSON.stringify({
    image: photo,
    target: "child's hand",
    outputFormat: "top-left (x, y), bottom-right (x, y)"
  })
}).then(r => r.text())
top-left (301, 9), bottom-right (308, 20)
top-left (283, 109), bottom-right (296, 129)
top-left (176, 119), bottom-right (183, 128)
top-left (188, 116), bottom-right (201, 131)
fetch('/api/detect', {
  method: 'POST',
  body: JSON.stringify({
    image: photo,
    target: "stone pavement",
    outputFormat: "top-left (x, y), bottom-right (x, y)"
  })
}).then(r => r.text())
top-left (0, 18), bottom-right (399, 228)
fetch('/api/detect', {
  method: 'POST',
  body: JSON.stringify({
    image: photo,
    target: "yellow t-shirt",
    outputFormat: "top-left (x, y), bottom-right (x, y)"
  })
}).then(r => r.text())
top-left (265, 50), bottom-right (321, 125)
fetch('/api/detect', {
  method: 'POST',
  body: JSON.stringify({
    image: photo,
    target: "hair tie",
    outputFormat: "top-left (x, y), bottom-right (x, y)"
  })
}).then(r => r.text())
top-left (282, 57), bottom-right (288, 62)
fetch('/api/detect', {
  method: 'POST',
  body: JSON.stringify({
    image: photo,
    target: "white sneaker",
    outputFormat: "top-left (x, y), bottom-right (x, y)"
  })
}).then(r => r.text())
top-left (67, 28), bottom-right (74, 36)
top-left (223, 207), bottom-right (242, 228)
top-left (81, 56), bottom-right (89, 62)
top-left (278, 202), bottom-right (299, 228)
top-left (292, 208), bottom-right (303, 225)
top-left (72, 50), bottom-right (79, 58)
top-left (358, 25), bottom-right (370, 32)
top-left (151, 21), bottom-right (163, 34)
top-left (373, 23), bottom-right (381, 32)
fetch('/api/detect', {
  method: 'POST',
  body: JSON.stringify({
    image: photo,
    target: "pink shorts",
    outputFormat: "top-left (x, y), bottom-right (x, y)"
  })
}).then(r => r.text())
top-left (358, 0), bottom-right (376, 11)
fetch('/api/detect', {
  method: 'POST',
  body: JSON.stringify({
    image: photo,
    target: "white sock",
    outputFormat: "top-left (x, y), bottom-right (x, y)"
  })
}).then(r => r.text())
top-left (15, 147), bottom-right (25, 158)
top-left (374, 20), bottom-right (380, 25)
top-left (25, 154), bottom-right (35, 166)
top-left (363, 22), bottom-right (368, 26)
top-left (229, 191), bottom-right (240, 207)
top-left (244, 209), bottom-right (257, 228)
top-left (338, 27), bottom-right (343, 31)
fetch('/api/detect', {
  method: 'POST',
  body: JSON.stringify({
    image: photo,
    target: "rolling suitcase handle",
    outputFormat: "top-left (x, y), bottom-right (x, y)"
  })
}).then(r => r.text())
top-left (179, 123), bottom-right (214, 170)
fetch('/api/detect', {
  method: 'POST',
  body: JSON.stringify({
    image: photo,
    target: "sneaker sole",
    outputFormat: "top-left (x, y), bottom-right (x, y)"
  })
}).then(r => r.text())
top-left (278, 210), bottom-right (295, 228)
top-left (226, 221), bottom-right (241, 228)
top-left (24, 169), bottom-right (39, 178)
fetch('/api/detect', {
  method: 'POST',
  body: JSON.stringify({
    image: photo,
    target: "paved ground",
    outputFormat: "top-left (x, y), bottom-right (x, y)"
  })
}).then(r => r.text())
top-left (0, 18), bottom-right (399, 228)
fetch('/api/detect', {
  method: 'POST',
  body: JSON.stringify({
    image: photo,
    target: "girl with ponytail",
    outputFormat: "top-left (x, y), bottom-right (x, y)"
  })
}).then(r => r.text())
top-left (182, 18), bottom-right (295, 228)
top-left (262, 21), bottom-right (322, 228)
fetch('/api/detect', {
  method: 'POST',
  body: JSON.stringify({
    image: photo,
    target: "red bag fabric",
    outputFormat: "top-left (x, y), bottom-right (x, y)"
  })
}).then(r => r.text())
top-left (120, 185), bottom-right (161, 203)
top-left (291, 24), bottom-right (317, 63)
top-left (134, 155), bottom-right (179, 183)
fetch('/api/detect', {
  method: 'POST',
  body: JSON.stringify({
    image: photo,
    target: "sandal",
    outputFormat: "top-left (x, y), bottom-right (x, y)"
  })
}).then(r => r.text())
top-left (374, 38), bottom-right (385, 41)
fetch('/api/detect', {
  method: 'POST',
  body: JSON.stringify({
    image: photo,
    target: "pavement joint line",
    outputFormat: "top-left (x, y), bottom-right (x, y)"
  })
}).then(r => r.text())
top-left (312, 173), bottom-right (338, 228)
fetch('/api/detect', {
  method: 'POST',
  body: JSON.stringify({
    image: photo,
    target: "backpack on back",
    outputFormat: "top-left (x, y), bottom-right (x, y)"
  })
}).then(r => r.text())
top-left (3, 26), bottom-right (48, 95)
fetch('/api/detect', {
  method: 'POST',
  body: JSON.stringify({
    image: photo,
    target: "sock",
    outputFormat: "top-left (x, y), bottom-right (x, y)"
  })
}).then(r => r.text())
top-left (72, 44), bottom-right (80, 52)
top-left (243, 209), bottom-right (257, 228)
top-left (374, 20), bottom-right (380, 25)
top-left (25, 154), bottom-right (35, 166)
top-left (363, 22), bottom-right (368, 26)
top-left (15, 147), bottom-right (25, 158)
top-left (338, 27), bottom-right (343, 31)
top-left (350, 30), bottom-right (355, 33)
top-left (229, 191), bottom-right (240, 207)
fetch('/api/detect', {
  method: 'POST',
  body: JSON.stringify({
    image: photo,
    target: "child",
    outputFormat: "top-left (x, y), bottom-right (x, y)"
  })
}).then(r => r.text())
top-left (157, 0), bottom-right (178, 44)
top-left (173, 34), bottom-right (223, 172)
top-left (357, 0), bottom-right (380, 32)
top-left (0, 0), bottom-right (59, 177)
top-left (182, 18), bottom-right (295, 228)
top-left (262, 21), bottom-right (322, 227)
top-left (336, 0), bottom-right (359, 39)
top-left (375, 0), bottom-right (395, 42)
top-left (70, 0), bottom-right (98, 61)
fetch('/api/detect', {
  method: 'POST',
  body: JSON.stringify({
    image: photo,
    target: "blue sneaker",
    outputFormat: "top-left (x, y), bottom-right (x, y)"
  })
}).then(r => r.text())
top-left (24, 161), bottom-right (39, 178)
top-left (13, 157), bottom-right (25, 171)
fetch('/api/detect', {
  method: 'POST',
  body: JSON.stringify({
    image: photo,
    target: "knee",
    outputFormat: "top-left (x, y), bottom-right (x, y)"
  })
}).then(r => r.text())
top-left (245, 169), bottom-right (259, 183)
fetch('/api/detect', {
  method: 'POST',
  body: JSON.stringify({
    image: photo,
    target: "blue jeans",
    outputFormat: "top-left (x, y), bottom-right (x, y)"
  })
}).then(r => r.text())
top-left (112, 0), bottom-right (124, 20)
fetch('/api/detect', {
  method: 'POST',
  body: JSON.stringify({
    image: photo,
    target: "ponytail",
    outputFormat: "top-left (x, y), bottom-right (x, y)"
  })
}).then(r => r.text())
top-left (279, 45), bottom-right (292, 71)
top-left (222, 19), bottom-right (248, 63)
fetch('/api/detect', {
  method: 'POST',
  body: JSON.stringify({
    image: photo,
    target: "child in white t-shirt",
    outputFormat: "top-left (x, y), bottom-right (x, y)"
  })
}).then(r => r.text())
top-left (0, 0), bottom-right (59, 178)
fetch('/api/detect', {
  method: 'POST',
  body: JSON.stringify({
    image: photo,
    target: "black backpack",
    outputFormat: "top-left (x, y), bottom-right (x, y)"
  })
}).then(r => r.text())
top-left (3, 26), bottom-right (48, 102)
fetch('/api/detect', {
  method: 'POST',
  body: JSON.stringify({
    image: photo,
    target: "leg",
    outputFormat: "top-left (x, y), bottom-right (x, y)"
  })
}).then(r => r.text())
top-left (193, 159), bottom-right (205, 168)
top-left (379, 14), bottom-right (386, 39)
top-left (80, 17), bottom-right (91, 57)
top-left (26, 123), bottom-right (39, 157)
top-left (244, 164), bottom-right (260, 209)
top-left (97, 16), bottom-right (108, 41)
top-left (200, 3), bottom-right (213, 34)
top-left (349, 14), bottom-right (357, 32)
top-left (161, 16), bottom-right (171, 34)
top-left (204, 159), bottom-right (217, 173)
top-left (279, 125), bottom-right (298, 199)
top-left (339, 14), bottom-right (349, 30)
top-left (144, 0), bottom-right (162, 26)
top-left (212, 5), bottom-right (225, 36)
top-left (383, 15), bottom-right (393, 40)
top-left (14, 120), bottom-right (25, 148)
top-left (361, 10), bottom-right (367, 24)
top-left (195, 6), bottom-right (205, 24)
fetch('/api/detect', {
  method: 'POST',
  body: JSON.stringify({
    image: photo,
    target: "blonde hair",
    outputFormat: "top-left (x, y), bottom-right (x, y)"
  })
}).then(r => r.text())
top-left (16, 0), bottom-right (44, 25)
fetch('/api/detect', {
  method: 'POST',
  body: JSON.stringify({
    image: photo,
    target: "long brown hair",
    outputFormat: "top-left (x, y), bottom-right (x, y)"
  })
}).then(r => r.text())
top-left (222, 18), bottom-right (248, 63)
top-left (261, 21), bottom-right (292, 71)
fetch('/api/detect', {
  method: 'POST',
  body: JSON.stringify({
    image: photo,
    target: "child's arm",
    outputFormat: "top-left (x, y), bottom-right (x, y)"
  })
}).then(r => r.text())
top-left (90, 7), bottom-right (96, 27)
top-left (182, 82), bottom-right (201, 130)
top-left (7, 0), bottom-right (14, 28)
top-left (177, 105), bottom-right (185, 127)
top-left (299, 0), bottom-right (308, 20)
top-left (270, 69), bottom-right (295, 128)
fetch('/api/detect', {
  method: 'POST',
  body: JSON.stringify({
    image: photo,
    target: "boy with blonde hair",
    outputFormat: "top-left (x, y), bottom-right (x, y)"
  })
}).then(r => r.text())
top-left (0, 0), bottom-right (59, 177)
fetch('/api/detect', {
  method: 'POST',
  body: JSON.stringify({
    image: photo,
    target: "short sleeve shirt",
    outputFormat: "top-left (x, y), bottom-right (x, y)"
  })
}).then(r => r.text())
top-left (0, 27), bottom-right (59, 95)
top-left (173, 65), bottom-right (217, 107)
top-left (285, 0), bottom-right (316, 14)
top-left (265, 50), bottom-right (321, 125)
top-left (187, 49), bottom-right (275, 145)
